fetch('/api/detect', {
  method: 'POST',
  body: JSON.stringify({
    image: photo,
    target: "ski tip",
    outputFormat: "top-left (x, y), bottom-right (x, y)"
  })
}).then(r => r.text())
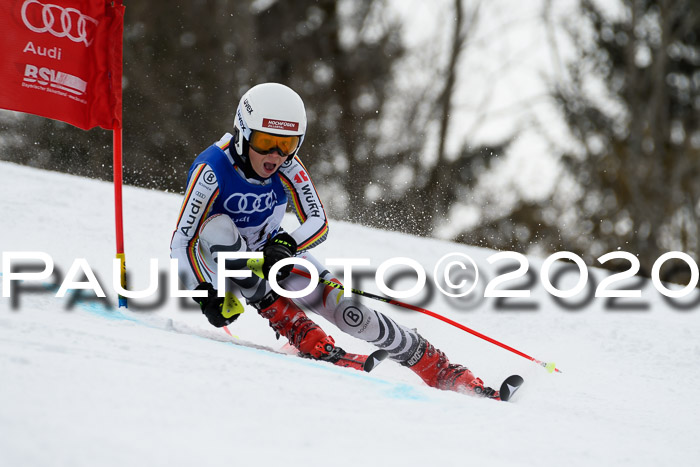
top-left (363, 349), bottom-right (389, 372)
top-left (498, 375), bottom-right (524, 402)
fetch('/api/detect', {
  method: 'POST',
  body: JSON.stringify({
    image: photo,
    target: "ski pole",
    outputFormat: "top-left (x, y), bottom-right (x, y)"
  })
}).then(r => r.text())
top-left (290, 267), bottom-right (562, 374)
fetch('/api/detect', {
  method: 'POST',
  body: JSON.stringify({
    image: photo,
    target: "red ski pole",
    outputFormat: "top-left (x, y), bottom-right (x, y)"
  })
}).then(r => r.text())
top-left (291, 267), bottom-right (562, 374)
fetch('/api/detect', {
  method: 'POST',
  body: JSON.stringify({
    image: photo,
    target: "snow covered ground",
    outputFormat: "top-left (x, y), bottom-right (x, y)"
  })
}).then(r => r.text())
top-left (1, 161), bottom-right (699, 467)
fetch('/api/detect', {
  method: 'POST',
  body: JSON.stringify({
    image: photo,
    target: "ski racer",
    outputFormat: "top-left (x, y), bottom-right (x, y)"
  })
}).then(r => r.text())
top-left (170, 82), bottom-right (499, 398)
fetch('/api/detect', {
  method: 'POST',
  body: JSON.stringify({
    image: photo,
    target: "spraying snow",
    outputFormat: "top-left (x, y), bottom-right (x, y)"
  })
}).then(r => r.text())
top-left (1, 161), bottom-right (698, 466)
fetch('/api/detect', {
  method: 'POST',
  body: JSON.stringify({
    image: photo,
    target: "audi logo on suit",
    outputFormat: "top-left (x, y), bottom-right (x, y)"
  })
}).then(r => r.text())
top-left (223, 191), bottom-right (279, 215)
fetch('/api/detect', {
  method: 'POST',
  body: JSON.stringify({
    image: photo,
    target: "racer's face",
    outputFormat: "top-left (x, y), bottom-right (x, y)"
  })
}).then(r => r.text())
top-left (248, 146), bottom-right (286, 178)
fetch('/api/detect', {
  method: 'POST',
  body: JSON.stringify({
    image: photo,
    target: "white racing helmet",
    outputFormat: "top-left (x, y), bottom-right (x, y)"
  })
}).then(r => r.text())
top-left (233, 83), bottom-right (307, 161)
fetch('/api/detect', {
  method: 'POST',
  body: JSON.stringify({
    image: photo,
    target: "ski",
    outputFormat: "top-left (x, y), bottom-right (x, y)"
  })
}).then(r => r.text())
top-left (498, 374), bottom-right (524, 402)
top-left (166, 319), bottom-right (389, 373)
top-left (362, 349), bottom-right (390, 372)
top-left (304, 347), bottom-right (389, 373)
top-left (276, 337), bottom-right (389, 372)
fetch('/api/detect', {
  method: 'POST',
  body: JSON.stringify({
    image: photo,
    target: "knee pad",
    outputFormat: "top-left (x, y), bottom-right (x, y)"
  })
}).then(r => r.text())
top-left (198, 214), bottom-right (240, 248)
top-left (197, 214), bottom-right (246, 271)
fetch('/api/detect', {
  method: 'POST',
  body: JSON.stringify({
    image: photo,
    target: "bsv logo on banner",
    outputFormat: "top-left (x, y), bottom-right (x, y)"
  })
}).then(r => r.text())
top-left (23, 64), bottom-right (87, 96)
top-left (224, 192), bottom-right (278, 215)
top-left (21, 0), bottom-right (99, 47)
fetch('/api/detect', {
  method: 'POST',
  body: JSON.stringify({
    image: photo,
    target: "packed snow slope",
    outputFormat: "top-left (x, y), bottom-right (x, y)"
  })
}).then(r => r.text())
top-left (1, 161), bottom-right (699, 467)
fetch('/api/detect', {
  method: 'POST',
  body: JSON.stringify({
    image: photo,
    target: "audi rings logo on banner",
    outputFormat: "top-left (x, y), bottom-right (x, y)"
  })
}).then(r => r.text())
top-left (21, 0), bottom-right (99, 47)
top-left (224, 192), bottom-right (278, 215)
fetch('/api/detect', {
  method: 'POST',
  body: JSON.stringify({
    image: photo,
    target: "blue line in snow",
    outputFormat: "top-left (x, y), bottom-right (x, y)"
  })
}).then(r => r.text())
top-left (0, 271), bottom-right (137, 322)
top-left (1, 271), bottom-right (430, 401)
top-left (199, 336), bottom-right (432, 402)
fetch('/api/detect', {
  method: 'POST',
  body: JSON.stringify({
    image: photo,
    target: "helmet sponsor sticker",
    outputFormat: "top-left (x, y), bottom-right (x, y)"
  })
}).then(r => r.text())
top-left (262, 118), bottom-right (299, 132)
top-left (243, 98), bottom-right (253, 114)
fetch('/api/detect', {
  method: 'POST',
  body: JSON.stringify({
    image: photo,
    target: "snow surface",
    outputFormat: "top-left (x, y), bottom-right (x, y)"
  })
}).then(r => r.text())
top-left (1, 161), bottom-right (699, 467)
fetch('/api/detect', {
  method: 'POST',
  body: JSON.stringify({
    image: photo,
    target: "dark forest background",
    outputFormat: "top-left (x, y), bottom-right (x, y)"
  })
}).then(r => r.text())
top-left (1, 0), bottom-right (699, 279)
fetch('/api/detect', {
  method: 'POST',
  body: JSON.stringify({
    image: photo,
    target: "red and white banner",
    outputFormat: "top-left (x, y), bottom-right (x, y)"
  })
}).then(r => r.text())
top-left (0, 0), bottom-right (124, 130)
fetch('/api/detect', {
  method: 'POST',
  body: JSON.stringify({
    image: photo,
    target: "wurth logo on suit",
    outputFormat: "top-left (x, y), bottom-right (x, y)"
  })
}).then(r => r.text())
top-left (300, 184), bottom-right (320, 217)
top-left (292, 169), bottom-right (320, 217)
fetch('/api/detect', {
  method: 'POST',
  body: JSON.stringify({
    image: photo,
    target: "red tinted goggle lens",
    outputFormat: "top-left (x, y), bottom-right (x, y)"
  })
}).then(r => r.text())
top-left (249, 131), bottom-right (300, 157)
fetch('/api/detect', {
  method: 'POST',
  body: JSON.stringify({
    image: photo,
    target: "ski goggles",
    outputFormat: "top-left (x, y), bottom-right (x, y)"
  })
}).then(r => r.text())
top-left (249, 131), bottom-right (300, 157)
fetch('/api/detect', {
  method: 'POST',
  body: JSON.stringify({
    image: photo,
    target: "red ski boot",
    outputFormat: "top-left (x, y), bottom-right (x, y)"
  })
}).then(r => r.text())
top-left (254, 292), bottom-right (335, 359)
top-left (403, 337), bottom-right (499, 399)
